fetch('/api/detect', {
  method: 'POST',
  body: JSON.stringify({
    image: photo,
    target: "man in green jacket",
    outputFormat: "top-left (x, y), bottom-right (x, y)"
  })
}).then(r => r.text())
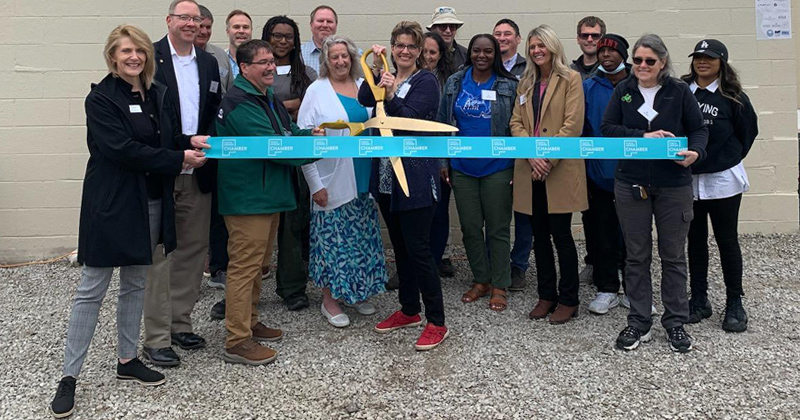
top-left (215, 39), bottom-right (321, 365)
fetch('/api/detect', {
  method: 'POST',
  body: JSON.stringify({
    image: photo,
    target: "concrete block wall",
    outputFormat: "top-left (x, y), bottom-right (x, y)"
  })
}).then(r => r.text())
top-left (0, 0), bottom-right (797, 263)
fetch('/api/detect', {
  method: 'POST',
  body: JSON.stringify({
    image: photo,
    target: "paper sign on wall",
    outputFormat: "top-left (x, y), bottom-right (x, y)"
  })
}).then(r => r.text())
top-left (756, 0), bottom-right (792, 40)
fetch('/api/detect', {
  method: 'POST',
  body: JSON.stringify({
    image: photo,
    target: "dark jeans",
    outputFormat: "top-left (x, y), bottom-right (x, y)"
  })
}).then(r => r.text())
top-left (688, 193), bottom-right (744, 300)
top-left (430, 180), bottom-right (452, 264)
top-left (511, 211), bottom-right (533, 272)
top-left (581, 210), bottom-right (594, 267)
top-left (615, 181), bottom-right (692, 331)
top-left (584, 180), bottom-right (622, 293)
top-left (378, 194), bottom-right (445, 326)
top-left (208, 187), bottom-right (229, 274)
top-left (529, 181), bottom-right (579, 306)
top-left (275, 170), bottom-right (311, 301)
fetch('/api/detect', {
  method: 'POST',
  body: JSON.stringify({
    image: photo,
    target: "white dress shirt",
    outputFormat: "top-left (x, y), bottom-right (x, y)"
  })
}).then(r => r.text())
top-left (168, 37), bottom-right (200, 175)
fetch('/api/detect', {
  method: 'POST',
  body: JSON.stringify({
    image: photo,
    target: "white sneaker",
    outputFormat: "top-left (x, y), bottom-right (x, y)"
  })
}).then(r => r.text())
top-left (321, 303), bottom-right (350, 328)
top-left (588, 292), bottom-right (620, 315)
top-left (620, 294), bottom-right (657, 315)
top-left (579, 264), bottom-right (594, 284)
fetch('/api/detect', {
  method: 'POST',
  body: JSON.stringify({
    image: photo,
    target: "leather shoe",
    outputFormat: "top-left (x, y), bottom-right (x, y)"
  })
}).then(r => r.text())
top-left (171, 332), bottom-right (206, 350)
top-left (285, 294), bottom-right (309, 311)
top-left (142, 346), bottom-right (180, 367)
top-left (549, 304), bottom-right (579, 324)
top-left (528, 299), bottom-right (557, 319)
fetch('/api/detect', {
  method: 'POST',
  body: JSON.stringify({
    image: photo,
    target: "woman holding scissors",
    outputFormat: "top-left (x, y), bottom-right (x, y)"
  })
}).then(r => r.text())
top-left (358, 20), bottom-right (448, 351)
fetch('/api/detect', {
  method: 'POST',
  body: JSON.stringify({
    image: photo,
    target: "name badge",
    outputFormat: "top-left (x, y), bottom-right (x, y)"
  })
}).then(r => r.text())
top-left (210, 81), bottom-right (219, 93)
top-left (276, 65), bottom-right (291, 76)
top-left (519, 94), bottom-right (526, 105)
top-left (481, 90), bottom-right (496, 101)
top-left (397, 83), bottom-right (411, 99)
top-left (637, 103), bottom-right (659, 122)
top-left (129, 105), bottom-right (142, 113)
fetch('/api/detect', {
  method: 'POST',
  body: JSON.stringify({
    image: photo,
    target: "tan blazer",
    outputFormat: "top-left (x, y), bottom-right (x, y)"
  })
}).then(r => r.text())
top-left (510, 70), bottom-right (588, 215)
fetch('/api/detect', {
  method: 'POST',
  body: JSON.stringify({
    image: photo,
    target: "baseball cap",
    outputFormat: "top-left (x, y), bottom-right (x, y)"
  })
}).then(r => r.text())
top-left (689, 39), bottom-right (728, 61)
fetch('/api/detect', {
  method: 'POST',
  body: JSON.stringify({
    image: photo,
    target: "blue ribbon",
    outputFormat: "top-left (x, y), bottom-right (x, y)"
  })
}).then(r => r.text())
top-left (206, 136), bottom-right (687, 160)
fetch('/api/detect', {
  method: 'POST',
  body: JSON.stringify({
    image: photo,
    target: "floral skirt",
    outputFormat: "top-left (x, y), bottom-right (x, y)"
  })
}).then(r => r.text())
top-left (309, 193), bottom-right (387, 304)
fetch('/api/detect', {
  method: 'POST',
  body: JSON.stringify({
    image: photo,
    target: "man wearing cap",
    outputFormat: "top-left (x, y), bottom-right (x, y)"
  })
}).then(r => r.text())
top-left (427, 6), bottom-right (467, 70)
top-left (581, 33), bottom-right (631, 316)
top-left (570, 16), bottom-right (606, 80)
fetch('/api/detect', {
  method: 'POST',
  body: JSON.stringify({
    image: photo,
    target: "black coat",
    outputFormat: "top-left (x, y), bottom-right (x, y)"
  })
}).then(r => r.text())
top-left (153, 36), bottom-right (222, 193)
top-left (78, 74), bottom-right (184, 267)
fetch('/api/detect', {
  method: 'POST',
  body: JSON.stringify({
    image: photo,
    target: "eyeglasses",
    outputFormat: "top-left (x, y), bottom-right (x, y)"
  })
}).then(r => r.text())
top-left (433, 24), bottom-right (459, 32)
top-left (248, 59), bottom-right (276, 66)
top-left (392, 43), bottom-right (420, 52)
top-left (578, 32), bottom-right (602, 40)
top-left (169, 14), bottom-right (203, 24)
top-left (269, 33), bottom-right (294, 42)
top-left (632, 57), bottom-right (658, 66)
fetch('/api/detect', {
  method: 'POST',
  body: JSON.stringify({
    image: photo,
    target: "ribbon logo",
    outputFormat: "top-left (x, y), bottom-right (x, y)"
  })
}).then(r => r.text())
top-left (221, 139), bottom-right (246, 157)
top-left (313, 138), bottom-right (338, 157)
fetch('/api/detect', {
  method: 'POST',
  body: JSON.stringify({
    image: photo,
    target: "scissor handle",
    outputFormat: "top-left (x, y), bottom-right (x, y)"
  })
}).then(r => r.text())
top-left (360, 49), bottom-right (390, 102)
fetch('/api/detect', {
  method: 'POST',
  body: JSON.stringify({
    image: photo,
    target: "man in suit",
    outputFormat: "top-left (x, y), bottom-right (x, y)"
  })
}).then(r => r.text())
top-left (142, 0), bottom-right (222, 367)
top-left (196, 4), bottom-right (234, 94)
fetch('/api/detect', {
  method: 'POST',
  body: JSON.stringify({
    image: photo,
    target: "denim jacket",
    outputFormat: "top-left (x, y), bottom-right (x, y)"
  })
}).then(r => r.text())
top-left (437, 68), bottom-right (518, 138)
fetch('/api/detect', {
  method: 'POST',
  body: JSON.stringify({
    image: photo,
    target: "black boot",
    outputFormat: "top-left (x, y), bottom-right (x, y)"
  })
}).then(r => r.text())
top-left (722, 296), bottom-right (748, 332)
top-left (687, 295), bottom-right (712, 324)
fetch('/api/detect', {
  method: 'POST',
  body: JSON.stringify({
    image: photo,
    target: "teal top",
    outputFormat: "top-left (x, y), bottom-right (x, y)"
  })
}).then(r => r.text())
top-left (338, 93), bottom-right (371, 193)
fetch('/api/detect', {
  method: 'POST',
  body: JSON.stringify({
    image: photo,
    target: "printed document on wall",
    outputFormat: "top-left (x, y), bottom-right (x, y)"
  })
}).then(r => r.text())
top-left (756, 0), bottom-right (791, 40)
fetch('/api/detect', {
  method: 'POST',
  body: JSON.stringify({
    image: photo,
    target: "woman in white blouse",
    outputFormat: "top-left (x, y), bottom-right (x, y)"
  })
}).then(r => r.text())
top-left (297, 35), bottom-right (387, 328)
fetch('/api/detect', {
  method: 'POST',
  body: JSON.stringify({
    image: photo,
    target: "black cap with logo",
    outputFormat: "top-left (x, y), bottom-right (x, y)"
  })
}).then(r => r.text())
top-left (688, 39), bottom-right (728, 61)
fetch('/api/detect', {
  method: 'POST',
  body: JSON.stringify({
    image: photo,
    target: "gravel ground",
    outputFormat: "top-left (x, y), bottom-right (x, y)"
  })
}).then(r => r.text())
top-left (2, 234), bottom-right (800, 419)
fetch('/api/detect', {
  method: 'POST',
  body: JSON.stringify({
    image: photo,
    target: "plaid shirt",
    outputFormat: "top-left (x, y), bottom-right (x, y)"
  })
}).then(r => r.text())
top-left (300, 40), bottom-right (321, 73)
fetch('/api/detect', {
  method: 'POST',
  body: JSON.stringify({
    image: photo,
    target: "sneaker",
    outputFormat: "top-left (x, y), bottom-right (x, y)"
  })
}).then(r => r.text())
top-left (374, 311), bottom-right (423, 333)
top-left (223, 339), bottom-right (278, 365)
top-left (579, 264), bottom-right (594, 284)
top-left (588, 292), bottom-right (620, 315)
top-left (252, 322), bottom-right (284, 342)
top-left (285, 294), bottom-right (310, 311)
top-left (385, 273), bottom-right (399, 290)
top-left (202, 270), bottom-right (211, 278)
top-left (207, 270), bottom-right (226, 290)
top-left (261, 266), bottom-right (274, 280)
top-left (615, 325), bottom-right (652, 351)
top-left (620, 294), bottom-right (657, 315)
top-left (415, 323), bottom-right (449, 351)
top-left (50, 376), bottom-right (76, 418)
top-left (722, 297), bottom-right (748, 333)
top-left (666, 325), bottom-right (693, 353)
top-left (116, 358), bottom-right (166, 386)
top-left (210, 299), bottom-right (225, 320)
top-left (687, 296), bottom-right (713, 324)
top-left (508, 266), bottom-right (526, 291)
top-left (438, 258), bottom-right (455, 278)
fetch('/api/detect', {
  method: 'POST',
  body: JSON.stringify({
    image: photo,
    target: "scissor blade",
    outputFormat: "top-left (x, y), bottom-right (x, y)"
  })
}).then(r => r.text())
top-left (364, 117), bottom-right (458, 133)
top-left (317, 120), bottom-right (366, 136)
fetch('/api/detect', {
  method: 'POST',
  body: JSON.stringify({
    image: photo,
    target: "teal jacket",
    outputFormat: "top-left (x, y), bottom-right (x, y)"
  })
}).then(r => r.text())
top-left (215, 75), bottom-right (315, 215)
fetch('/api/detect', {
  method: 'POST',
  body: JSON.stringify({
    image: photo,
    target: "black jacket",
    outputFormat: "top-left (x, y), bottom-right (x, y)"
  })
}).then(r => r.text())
top-left (153, 36), bottom-right (221, 193)
top-left (601, 76), bottom-right (708, 188)
top-left (689, 86), bottom-right (758, 174)
top-left (78, 74), bottom-right (184, 267)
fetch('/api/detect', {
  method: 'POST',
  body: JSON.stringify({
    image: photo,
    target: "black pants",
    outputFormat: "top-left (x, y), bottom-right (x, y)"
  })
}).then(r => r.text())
top-left (529, 181), bottom-right (579, 306)
top-left (208, 187), bottom-right (229, 274)
top-left (583, 180), bottom-right (623, 293)
top-left (687, 194), bottom-right (743, 300)
top-left (275, 169), bottom-right (311, 301)
top-left (430, 180), bottom-right (452, 264)
top-left (378, 194), bottom-right (445, 326)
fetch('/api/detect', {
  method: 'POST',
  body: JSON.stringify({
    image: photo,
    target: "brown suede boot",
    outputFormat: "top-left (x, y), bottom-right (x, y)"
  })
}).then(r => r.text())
top-left (223, 339), bottom-right (278, 365)
top-left (528, 300), bottom-right (557, 319)
top-left (252, 322), bottom-right (283, 342)
top-left (549, 304), bottom-right (578, 324)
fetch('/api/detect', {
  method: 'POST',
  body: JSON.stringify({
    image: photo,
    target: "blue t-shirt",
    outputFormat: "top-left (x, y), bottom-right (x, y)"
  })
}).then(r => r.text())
top-left (450, 68), bottom-right (513, 177)
top-left (337, 93), bottom-right (371, 193)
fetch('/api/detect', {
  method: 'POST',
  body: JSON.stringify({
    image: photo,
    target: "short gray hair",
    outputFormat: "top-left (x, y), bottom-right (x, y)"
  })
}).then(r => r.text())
top-left (632, 33), bottom-right (673, 84)
top-left (318, 35), bottom-right (363, 80)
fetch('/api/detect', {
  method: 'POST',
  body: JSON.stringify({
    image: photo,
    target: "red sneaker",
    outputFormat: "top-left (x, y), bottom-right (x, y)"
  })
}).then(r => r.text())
top-left (415, 323), bottom-right (449, 351)
top-left (374, 311), bottom-right (422, 333)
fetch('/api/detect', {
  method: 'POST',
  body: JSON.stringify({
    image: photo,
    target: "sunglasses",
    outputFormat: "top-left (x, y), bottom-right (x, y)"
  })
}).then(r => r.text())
top-left (632, 57), bottom-right (658, 66)
top-left (578, 32), bottom-right (602, 40)
top-left (434, 24), bottom-right (459, 32)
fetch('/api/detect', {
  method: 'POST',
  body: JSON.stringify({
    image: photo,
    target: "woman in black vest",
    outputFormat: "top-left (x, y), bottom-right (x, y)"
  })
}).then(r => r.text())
top-left (681, 39), bottom-right (758, 332)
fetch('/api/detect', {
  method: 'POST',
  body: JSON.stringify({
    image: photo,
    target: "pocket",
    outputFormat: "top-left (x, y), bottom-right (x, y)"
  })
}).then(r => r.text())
top-left (682, 209), bottom-right (694, 223)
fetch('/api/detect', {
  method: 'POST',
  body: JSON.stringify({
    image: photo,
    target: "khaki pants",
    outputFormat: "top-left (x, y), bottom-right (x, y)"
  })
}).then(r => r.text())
top-left (224, 213), bottom-right (279, 348)
top-left (262, 215), bottom-right (279, 271)
top-left (143, 174), bottom-right (211, 348)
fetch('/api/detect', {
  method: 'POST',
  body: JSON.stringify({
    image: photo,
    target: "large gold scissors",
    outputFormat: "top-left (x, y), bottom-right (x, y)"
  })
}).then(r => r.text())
top-left (318, 50), bottom-right (457, 197)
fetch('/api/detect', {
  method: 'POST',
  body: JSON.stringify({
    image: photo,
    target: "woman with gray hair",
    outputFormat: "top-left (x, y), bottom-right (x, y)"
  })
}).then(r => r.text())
top-left (297, 35), bottom-right (387, 328)
top-left (602, 33), bottom-right (708, 353)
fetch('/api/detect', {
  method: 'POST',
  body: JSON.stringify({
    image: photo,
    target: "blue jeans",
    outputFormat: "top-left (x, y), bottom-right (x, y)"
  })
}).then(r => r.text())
top-left (510, 211), bottom-right (533, 272)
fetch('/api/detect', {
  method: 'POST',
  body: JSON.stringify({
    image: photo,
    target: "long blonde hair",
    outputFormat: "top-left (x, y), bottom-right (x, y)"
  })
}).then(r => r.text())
top-left (518, 25), bottom-right (571, 92)
top-left (104, 25), bottom-right (156, 89)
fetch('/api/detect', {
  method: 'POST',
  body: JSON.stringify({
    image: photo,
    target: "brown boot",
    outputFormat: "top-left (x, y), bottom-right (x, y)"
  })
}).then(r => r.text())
top-left (252, 322), bottom-right (283, 342)
top-left (223, 339), bottom-right (278, 365)
top-left (549, 304), bottom-right (578, 324)
top-left (528, 300), bottom-right (557, 319)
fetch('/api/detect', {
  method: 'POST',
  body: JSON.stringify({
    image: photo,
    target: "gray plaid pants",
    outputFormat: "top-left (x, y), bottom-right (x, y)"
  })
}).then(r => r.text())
top-left (62, 199), bottom-right (161, 378)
